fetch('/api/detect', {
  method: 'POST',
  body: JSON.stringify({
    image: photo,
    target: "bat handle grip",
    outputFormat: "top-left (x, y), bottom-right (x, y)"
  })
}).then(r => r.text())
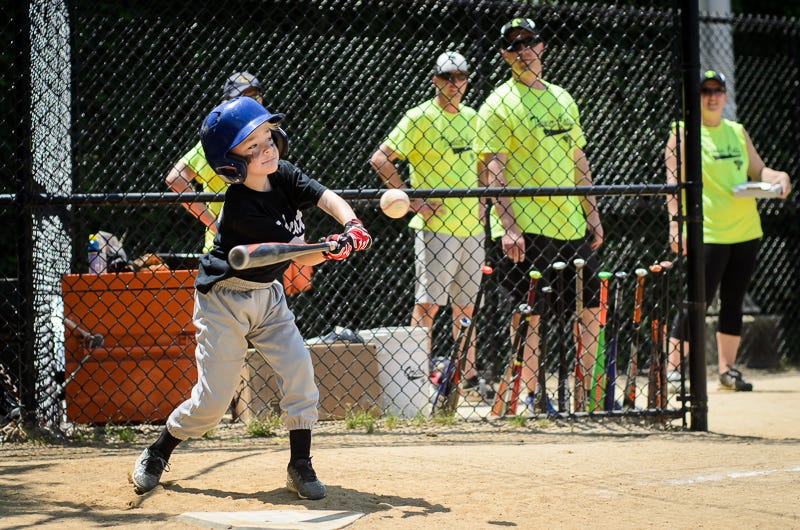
top-left (320, 236), bottom-right (346, 255)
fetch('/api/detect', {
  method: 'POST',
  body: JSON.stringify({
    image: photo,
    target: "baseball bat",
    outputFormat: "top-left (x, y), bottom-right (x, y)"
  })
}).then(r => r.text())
top-left (431, 316), bottom-right (471, 415)
top-left (492, 307), bottom-right (526, 417)
top-left (63, 317), bottom-right (105, 387)
top-left (507, 304), bottom-right (533, 416)
top-left (535, 285), bottom-right (552, 414)
top-left (588, 271), bottom-right (612, 413)
top-left (458, 264), bottom-right (494, 388)
top-left (647, 262), bottom-right (663, 409)
top-left (604, 271), bottom-right (628, 412)
top-left (659, 260), bottom-right (673, 408)
top-left (622, 268), bottom-right (648, 410)
top-left (228, 241), bottom-right (337, 270)
top-left (453, 199), bottom-right (495, 404)
top-left (64, 317), bottom-right (104, 349)
top-left (492, 270), bottom-right (540, 417)
top-left (552, 261), bottom-right (569, 413)
top-left (573, 258), bottom-right (586, 413)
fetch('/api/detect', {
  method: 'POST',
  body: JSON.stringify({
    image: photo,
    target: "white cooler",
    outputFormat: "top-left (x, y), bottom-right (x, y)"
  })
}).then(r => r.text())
top-left (357, 326), bottom-right (431, 417)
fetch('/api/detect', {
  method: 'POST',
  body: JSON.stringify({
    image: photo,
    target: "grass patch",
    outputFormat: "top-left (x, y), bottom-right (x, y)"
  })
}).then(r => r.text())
top-left (246, 414), bottom-right (282, 437)
top-left (344, 409), bottom-right (376, 433)
top-left (382, 413), bottom-right (399, 430)
top-left (431, 409), bottom-right (457, 425)
top-left (507, 415), bottom-right (527, 427)
top-left (104, 422), bottom-right (136, 443)
top-left (202, 429), bottom-right (217, 439)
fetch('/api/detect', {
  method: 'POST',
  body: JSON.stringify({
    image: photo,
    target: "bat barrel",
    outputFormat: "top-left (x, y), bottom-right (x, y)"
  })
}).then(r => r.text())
top-left (228, 246), bottom-right (250, 270)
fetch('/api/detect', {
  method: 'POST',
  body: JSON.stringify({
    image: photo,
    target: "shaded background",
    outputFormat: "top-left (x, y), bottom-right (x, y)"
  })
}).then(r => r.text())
top-left (1, 0), bottom-right (798, 430)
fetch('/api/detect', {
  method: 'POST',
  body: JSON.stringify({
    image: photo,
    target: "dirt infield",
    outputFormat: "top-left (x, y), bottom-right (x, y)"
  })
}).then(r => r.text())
top-left (1, 368), bottom-right (799, 529)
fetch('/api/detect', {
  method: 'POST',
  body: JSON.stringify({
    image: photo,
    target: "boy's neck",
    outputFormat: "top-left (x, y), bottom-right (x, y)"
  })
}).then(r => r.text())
top-left (244, 173), bottom-right (273, 192)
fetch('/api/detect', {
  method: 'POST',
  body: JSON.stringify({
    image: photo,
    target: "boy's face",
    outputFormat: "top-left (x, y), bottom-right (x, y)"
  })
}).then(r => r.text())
top-left (230, 121), bottom-right (280, 177)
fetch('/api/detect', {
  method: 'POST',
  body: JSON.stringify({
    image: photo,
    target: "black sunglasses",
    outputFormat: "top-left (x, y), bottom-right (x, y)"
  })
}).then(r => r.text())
top-left (504, 35), bottom-right (542, 52)
top-left (700, 87), bottom-right (726, 96)
top-left (437, 72), bottom-right (469, 82)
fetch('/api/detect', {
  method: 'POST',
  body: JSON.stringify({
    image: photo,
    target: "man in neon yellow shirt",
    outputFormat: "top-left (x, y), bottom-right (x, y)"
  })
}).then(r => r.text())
top-left (666, 70), bottom-right (792, 391)
top-left (166, 72), bottom-right (264, 253)
top-left (474, 18), bottom-right (604, 410)
top-left (371, 51), bottom-right (484, 387)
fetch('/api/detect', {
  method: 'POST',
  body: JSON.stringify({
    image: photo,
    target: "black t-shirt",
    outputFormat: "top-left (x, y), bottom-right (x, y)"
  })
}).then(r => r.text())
top-left (195, 161), bottom-right (327, 293)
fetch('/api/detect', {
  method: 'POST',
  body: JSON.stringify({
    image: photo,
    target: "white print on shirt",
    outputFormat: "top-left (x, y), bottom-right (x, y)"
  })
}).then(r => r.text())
top-left (279, 210), bottom-right (306, 237)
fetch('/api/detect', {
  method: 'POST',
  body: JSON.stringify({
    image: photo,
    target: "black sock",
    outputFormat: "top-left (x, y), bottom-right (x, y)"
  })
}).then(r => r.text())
top-left (289, 429), bottom-right (311, 465)
top-left (149, 426), bottom-right (182, 461)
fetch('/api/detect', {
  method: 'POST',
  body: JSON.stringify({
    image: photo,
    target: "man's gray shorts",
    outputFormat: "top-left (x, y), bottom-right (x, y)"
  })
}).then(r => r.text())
top-left (414, 230), bottom-right (484, 307)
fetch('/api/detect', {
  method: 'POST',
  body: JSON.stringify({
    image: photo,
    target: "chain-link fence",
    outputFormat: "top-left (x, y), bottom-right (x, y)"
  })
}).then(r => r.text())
top-left (1, 0), bottom-right (798, 437)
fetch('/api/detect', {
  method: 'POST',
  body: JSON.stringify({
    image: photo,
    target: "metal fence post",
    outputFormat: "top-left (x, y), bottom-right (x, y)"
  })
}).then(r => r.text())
top-left (13, 0), bottom-right (36, 428)
top-left (681, 0), bottom-right (709, 432)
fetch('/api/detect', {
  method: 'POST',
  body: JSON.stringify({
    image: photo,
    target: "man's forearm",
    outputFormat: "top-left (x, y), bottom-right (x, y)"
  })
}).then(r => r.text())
top-left (184, 202), bottom-right (217, 229)
top-left (374, 162), bottom-right (402, 189)
top-left (583, 194), bottom-right (601, 228)
top-left (481, 155), bottom-right (519, 234)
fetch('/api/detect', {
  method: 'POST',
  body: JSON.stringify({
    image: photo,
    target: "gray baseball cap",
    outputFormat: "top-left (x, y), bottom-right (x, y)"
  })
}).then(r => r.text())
top-left (433, 51), bottom-right (470, 75)
top-left (222, 71), bottom-right (263, 99)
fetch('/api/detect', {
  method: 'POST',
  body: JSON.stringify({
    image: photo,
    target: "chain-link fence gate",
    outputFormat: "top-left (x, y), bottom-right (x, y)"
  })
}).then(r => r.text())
top-left (1, 0), bottom-right (798, 438)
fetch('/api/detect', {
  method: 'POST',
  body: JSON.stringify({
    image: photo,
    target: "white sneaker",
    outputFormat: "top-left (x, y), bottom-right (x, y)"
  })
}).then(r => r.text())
top-left (667, 370), bottom-right (688, 392)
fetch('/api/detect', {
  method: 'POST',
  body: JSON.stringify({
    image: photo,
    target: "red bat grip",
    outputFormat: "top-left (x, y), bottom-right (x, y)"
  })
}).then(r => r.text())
top-left (634, 278), bottom-right (645, 324)
top-left (525, 270), bottom-right (541, 308)
top-left (598, 273), bottom-right (611, 326)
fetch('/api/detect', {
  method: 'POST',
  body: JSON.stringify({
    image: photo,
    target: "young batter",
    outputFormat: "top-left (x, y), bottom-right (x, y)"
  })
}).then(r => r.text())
top-left (132, 96), bottom-right (371, 499)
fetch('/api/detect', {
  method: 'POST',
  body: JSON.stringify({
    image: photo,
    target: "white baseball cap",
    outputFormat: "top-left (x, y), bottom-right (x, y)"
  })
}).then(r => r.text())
top-left (433, 51), bottom-right (470, 75)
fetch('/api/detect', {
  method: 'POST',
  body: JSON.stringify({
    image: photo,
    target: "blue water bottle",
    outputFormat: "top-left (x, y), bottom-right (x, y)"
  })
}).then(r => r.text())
top-left (88, 234), bottom-right (101, 273)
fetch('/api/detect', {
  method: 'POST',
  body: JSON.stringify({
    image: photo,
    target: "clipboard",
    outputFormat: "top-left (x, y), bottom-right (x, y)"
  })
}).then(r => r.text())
top-left (731, 182), bottom-right (783, 198)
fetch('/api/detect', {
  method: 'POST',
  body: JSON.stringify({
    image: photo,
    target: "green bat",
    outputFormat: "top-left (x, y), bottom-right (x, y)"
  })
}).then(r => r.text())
top-left (587, 271), bottom-right (612, 412)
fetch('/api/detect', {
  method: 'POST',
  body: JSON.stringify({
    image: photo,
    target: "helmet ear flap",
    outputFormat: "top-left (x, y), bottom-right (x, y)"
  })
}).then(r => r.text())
top-left (212, 157), bottom-right (247, 184)
top-left (212, 130), bottom-right (287, 184)
top-left (273, 127), bottom-right (289, 158)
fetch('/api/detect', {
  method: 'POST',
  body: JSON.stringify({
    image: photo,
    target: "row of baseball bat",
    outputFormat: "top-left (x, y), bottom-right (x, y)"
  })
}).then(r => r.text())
top-left (488, 259), bottom-right (677, 417)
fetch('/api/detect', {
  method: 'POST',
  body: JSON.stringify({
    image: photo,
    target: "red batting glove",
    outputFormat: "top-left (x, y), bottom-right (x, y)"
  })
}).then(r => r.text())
top-left (344, 219), bottom-right (372, 251)
top-left (322, 234), bottom-right (352, 261)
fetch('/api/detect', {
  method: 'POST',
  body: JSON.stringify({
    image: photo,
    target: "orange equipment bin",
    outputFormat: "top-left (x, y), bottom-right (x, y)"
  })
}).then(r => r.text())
top-left (62, 269), bottom-right (198, 424)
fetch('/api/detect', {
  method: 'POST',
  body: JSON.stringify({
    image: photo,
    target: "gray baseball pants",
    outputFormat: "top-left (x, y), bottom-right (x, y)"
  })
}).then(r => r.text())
top-left (167, 277), bottom-right (319, 439)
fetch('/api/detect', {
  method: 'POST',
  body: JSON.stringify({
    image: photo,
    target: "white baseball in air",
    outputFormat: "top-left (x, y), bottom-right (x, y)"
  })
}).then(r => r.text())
top-left (380, 189), bottom-right (410, 219)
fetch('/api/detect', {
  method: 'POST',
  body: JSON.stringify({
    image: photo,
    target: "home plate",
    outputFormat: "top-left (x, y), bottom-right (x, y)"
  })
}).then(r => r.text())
top-left (175, 510), bottom-right (365, 530)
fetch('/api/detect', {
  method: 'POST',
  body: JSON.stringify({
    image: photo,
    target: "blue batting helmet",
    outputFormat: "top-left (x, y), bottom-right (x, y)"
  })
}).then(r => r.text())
top-left (200, 96), bottom-right (289, 184)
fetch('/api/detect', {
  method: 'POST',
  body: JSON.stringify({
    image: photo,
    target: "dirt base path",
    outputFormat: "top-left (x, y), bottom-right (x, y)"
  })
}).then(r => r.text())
top-left (2, 369), bottom-right (799, 529)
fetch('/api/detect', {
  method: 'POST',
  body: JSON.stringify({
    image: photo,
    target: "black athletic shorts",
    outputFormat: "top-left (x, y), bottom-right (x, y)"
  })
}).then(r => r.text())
top-left (491, 233), bottom-right (601, 315)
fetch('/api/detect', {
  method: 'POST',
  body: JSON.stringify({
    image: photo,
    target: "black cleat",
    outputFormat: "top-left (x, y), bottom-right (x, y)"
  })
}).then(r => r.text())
top-left (287, 458), bottom-right (327, 500)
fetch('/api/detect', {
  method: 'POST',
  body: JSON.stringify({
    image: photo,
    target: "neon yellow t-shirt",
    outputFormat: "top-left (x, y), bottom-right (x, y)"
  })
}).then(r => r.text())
top-left (384, 99), bottom-right (482, 237)
top-left (474, 79), bottom-right (587, 240)
top-left (180, 140), bottom-right (228, 252)
top-left (673, 120), bottom-right (762, 244)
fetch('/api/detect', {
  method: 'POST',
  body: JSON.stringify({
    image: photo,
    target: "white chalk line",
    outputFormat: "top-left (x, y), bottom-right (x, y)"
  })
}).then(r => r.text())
top-left (644, 465), bottom-right (800, 486)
